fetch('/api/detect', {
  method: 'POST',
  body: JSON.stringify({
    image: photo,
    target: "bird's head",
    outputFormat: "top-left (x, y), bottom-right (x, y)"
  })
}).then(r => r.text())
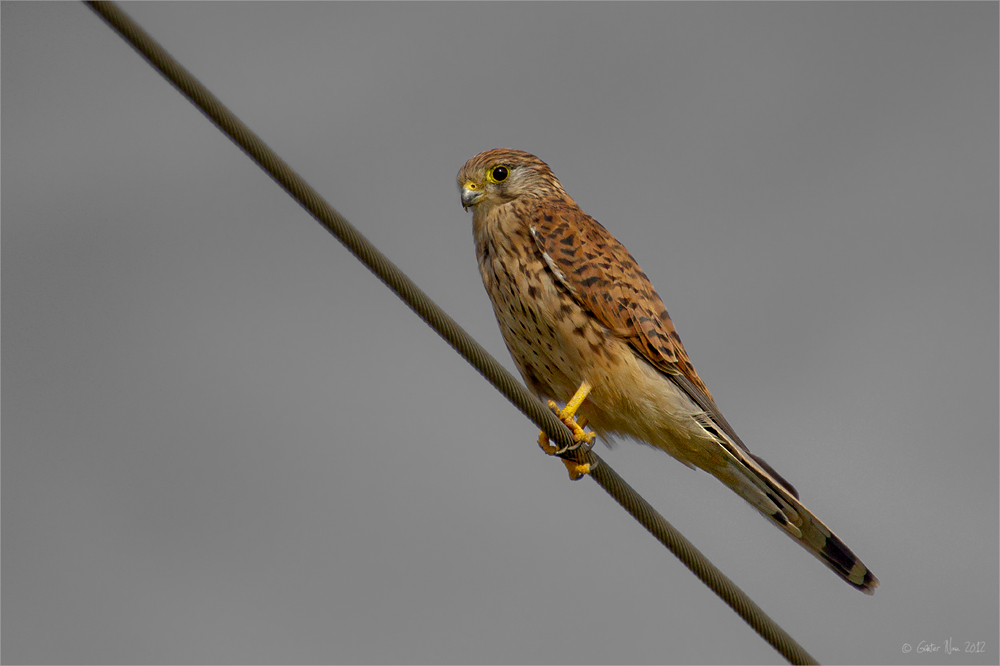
top-left (457, 149), bottom-right (565, 211)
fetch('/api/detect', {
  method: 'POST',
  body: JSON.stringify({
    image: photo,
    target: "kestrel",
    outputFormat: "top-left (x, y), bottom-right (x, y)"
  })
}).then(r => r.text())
top-left (458, 148), bottom-right (879, 595)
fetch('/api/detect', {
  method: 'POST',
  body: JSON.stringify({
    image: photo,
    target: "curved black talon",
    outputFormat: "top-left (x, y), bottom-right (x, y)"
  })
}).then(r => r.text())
top-left (552, 434), bottom-right (597, 457)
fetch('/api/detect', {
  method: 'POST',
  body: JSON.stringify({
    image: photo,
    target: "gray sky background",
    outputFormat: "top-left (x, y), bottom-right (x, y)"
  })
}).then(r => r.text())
top-left (3, 3), bottom-right (997, 664)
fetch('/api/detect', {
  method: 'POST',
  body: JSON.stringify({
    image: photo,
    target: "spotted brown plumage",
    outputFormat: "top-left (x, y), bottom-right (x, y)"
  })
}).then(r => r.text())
top-left (457, 148), bottom-right (879, 595)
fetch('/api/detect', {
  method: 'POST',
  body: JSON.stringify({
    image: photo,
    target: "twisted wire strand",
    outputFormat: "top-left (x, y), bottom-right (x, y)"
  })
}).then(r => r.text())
top-left (84, 3), bottom-right (818, 663)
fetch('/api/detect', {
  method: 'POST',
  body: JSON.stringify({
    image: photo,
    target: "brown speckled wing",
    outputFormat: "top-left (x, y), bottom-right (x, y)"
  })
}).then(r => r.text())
top-left (526, 199), bottom-right (713, 400)
top-left (526, 198), bottom-right (804, 498)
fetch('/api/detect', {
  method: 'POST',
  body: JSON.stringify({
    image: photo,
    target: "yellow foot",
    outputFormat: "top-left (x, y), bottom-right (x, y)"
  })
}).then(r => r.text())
top-left (537, 381), bottom-right (598, 480)
top-left (538, 429), bottom-right (595, 480)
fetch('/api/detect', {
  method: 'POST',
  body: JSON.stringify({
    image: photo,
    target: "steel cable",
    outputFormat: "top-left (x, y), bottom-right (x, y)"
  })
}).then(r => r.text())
top-left (85, 3), bottom-right (818, 663)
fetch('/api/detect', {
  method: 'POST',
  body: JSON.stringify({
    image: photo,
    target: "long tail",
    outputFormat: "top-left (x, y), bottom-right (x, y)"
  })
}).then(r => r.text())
top-left (713, 441), bottom-right (879, 594)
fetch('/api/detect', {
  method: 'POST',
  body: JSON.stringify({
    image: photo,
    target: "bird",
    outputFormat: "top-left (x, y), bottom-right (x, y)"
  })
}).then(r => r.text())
top-left (457, 148), bottom-right (879, 595)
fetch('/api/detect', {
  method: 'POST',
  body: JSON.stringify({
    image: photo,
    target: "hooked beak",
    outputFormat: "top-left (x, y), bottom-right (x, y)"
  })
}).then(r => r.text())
top-left (461, 182), bottom-right (484, 210)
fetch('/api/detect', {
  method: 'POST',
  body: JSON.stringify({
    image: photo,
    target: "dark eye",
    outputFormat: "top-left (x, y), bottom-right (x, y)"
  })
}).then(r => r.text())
top-left (490, 165), bottom-right (509, 182)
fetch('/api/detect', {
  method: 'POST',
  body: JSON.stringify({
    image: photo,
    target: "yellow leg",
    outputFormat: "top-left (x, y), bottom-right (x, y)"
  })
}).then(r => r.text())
top-left (538, 380), bottom-right (598, 480)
